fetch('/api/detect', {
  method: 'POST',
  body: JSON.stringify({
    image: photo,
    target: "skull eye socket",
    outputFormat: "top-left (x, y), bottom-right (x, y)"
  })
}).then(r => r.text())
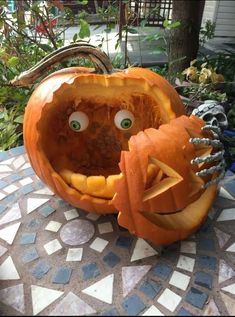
top-left (215, 113), bottom-right (227, 123)
top-left (202, 113), bottom-right (214, 122)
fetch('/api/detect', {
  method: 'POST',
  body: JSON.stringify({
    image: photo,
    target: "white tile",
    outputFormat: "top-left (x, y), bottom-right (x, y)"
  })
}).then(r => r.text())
top-left (180, 241), bottom-right (196, 254)
top-left (0, 284), bottom-right (25, 314)
top-left (219, 187), bottom-right (235, 201)
top-left (131, 238), bottom-right (158, 262)
top-left (217, 208), bottom-right (235, 221)
top-left (0, 173), bottom-right (10, 179)
top-left (19, 177), bottom-right (33, 186)
top-left (226, 243), bottom-right (235, 252)
top-left (142, 305), bottom-right (164, 316)
top-left (122, 265), bottom-right (151, 297)
top-left (86, 213), bottom-right (100, 221)
top-left (177, 255), bottom-right (195, 272)
top-left (0, 157), bottom-right (15, 165)
top-left (66, 248), bottom-right (83, 261)
top-left (169, 271), bottom-right (190, 290)
top-left (26, 197), bottom-right (50, 214)
top-left (0, 165), bottom-right (12, 172)
top-left (89, 237), bottom-right (109, 252)
top-left (0, 192), bottom-right (6, 201)
top-left (0, 222), bottom-right (21, 245)
top-left (45, 221), bottom-right (62, 232)
top-left (157, 288), bottom-right (181, 312)
top-left (44, 239), bottom-right (62, 255)
top-left (82, 274), bottom-right (114, 304)
top-left (98, 222), bottom-right (113, 234)
top-left (0, 256), bottom-right (20, 280)
top-left (20, 162), bottom-right (31, 170)
top-left (3, 184), bottom-right (18, 194)
top-left (0, 203), bottom-right (21, 226)
top-left (13, 156), bottom-right (25, 169)
top-left (49, 292), bottom-right (96, 316)
top-left (220, 292), bottom-right (235, 315)
top-left (64, 209), bottom-right (79, 221)
top-left (222, 283), bottom-right (235, 295)
top-left (34, 187), bottom-right (54, 195)
top-left (31, 285), bottom-right (63, 315)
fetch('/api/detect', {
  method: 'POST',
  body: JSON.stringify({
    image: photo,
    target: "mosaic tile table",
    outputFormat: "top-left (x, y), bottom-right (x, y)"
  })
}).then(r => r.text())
top-left (0, 145), bottom-right (235, 316)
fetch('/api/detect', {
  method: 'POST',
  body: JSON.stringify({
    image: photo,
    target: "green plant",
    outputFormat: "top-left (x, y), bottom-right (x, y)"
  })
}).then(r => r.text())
top-left (199, 19), bottom-right (216, 47)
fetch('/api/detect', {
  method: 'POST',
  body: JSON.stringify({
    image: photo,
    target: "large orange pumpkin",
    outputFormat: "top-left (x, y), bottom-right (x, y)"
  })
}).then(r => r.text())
top-left (20, 44), bottom-right (219, 245)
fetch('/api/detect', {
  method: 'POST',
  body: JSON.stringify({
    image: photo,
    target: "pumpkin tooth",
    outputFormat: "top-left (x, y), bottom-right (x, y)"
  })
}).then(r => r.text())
top-left (105, 174), bottom-right (122, 197)
top-left (71, 173), bottom-right (88, 192)
top-left (86, 176), bottom-right (106, 193)
top-left (60, 169), bottom-right (73, 184)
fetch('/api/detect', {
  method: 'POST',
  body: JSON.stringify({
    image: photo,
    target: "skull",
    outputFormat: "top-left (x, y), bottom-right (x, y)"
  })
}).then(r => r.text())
top-left (192, 100), bottom-right (228, 130)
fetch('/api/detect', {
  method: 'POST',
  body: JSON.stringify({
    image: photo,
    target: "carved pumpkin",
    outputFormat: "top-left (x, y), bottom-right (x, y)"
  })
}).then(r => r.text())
top-left (20, 44), bottom-right (220, 245)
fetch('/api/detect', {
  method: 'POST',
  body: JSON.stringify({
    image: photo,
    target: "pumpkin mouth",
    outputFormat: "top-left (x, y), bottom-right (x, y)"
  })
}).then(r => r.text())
top-left (58, 168), bottom-right (122, 199)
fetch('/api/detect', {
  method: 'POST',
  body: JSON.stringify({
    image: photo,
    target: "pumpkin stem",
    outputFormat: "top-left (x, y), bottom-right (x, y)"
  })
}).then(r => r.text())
top-left (10, 42), bottom-right (115, 87)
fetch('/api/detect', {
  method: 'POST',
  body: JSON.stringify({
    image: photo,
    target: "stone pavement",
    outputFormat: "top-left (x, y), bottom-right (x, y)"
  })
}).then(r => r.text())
top-left (0, 146), bottom-right (235, 316)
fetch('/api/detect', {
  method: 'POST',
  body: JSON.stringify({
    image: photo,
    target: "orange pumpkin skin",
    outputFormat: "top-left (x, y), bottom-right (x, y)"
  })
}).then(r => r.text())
top-left (23, 67), bottom-right (185, 214)
top-left (113, 115), bottom-right (218, 246)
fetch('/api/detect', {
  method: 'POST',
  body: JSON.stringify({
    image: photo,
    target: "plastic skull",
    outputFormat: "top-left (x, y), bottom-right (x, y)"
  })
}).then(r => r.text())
top-left (192, 100), bottom-right (228, 130)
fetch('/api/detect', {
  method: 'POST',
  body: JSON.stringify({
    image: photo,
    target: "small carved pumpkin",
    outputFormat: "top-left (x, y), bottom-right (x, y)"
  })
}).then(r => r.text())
top-left (18, 44), bottom-right (220, 245)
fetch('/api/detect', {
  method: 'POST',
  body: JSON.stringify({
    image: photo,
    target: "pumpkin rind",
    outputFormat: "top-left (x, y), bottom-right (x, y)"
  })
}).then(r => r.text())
top-left (113, 115), bottom-right (218, 245)
top-left (23, 66), bottom-right (185, 214)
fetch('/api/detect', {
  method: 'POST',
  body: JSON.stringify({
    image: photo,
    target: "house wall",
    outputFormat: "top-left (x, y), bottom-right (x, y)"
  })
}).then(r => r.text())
top-left (202, 0), bottom-right (235, 40)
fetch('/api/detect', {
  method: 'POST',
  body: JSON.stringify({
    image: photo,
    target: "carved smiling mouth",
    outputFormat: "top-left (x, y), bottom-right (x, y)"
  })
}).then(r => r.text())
top-left (59, 168), bottom-right (122, 199)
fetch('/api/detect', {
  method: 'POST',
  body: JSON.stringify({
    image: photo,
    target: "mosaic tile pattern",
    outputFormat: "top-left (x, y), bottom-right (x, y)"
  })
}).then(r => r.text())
top-left (0, 146), bottom-right (235, 315)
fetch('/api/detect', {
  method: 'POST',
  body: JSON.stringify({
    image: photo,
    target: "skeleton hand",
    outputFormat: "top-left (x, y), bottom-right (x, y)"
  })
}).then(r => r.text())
top-left (189, 122), bottom-right (226, 189)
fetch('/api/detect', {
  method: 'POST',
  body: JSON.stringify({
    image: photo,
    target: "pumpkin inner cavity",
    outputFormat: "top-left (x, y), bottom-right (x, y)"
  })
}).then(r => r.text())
top-left (38, 83), bottom-right (163, 198)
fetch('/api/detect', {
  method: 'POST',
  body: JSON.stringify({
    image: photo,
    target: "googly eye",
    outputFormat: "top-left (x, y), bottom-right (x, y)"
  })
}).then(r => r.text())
top-left (114, 110), bottom-right (135, 130)
top-left (68, 111), bottom-right (89, 132)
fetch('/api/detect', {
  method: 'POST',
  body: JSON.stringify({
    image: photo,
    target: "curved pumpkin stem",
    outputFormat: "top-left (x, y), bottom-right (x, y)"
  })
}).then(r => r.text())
top-left (10, 42), bottom-right (115, 87)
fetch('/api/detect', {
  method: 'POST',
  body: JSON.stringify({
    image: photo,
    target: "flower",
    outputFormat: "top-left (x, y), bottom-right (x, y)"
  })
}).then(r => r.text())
top-left (182, 66), bottom-right (198, 82)
top-left (35, 18), bottom-right (58, 34)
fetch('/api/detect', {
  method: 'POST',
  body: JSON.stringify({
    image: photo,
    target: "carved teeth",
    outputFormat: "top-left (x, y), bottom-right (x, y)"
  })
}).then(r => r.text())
top-left (59, 169), bottom-right (122, 199)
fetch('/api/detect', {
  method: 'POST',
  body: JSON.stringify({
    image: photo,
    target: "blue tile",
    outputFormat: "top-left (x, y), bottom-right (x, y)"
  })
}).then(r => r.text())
top-left (223, 180), bottom-right (235, 197)
top-left (28, 218), bottom-right (41, 229)
top-left (6, 174), bottom-right (22, 182)
top-left (116, 236), bottom-right (133, 249)
top-left (101, 308), bottom-right (119, 316)
top-left (198, 219), bottom-right (212, 234)
top-left (122, 294), bottom-right (146, 315)
top-left (152, 263), bottom-right (172, 280)
top-left (20, 184), bottom-right (34, 195)
top-left (31, 261), bottom-right (51, 279)
top-left (9, 146), bottom-right (25, 156)
top-left (0, 151), bottom-right (9, 161)
top-left (103, 252), bottom-right (120, 268)
top-left (22, 247), bottom-right (39, 263)
top-left (38, 205), bottom-right (55, 217)
top-left (186, 287), bottom-right (208, 309)
top-left (0, 180), bottom-right (7, 190)
top-left (2, 193), bottom-right (18, 204)
top-left (139, 279), bottom-right (161, 299)
top-left (52, 267), bottom-right (73, 284)
top-left (22, 167), bottom-right (35, 177)
top-left (82, 262), bottom-right (100, 280)
top-left (0, 205), bottom-right (7, 215)
top-left (198, 239), bottom-right (215, 252)
top-left (198, 255), bottom-right (217, 271)
top-left (19, 232), bottom-right (36, 245)
top-left (195, 271), bottom-right (213, 290)
top-left (177, 308), bottom-right (194, 316)
top-left (225, 169), bottom-right (234, 177)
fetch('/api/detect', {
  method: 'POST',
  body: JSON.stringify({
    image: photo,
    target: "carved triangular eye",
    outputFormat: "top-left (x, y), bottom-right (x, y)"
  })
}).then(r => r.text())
top-left (143, 156), bottom-right (183, 202)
